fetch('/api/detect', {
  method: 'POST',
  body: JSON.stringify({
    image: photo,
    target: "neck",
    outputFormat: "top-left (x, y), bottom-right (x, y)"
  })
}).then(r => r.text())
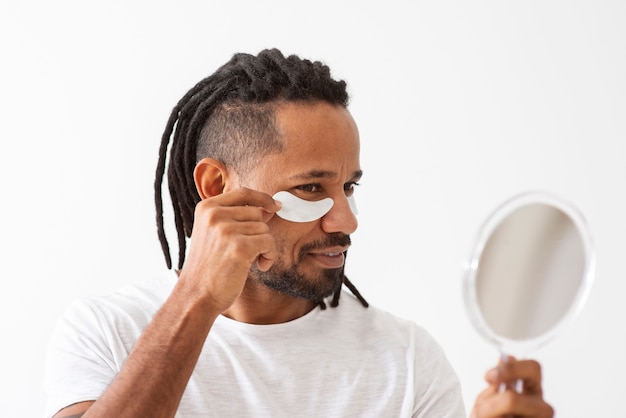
top-left (223, 283), bottom-right (318, 325)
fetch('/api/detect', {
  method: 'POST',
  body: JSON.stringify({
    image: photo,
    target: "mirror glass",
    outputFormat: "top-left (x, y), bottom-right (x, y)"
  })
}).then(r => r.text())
top-left (463, 191), bottom-right (595, 357)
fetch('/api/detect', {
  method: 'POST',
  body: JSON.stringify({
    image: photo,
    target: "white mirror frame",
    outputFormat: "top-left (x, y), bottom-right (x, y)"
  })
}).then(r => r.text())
top-left (463, 191), bottom-right (596, 356)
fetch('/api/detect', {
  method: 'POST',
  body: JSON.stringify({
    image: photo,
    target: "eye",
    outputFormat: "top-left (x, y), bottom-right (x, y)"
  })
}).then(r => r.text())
top-left (344, 182), bottom-right (360, 196)
top-left (295, 184), bottom-right (322, 194)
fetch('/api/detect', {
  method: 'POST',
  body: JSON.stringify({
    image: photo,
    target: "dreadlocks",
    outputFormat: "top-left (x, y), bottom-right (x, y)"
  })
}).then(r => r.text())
top-left (154, 48), bottom-right (368, 309)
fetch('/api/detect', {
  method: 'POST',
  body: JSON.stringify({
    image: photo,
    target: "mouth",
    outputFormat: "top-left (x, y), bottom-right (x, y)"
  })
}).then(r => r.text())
top-left (306, 246), bottom-right (349, 269)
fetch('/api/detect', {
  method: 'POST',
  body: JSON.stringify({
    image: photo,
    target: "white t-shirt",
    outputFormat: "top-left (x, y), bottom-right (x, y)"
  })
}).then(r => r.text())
top-left (44, 272), bottom-right (466, 418)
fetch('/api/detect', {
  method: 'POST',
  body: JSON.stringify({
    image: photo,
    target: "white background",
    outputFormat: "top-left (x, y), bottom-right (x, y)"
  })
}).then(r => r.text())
top-left (1, 1), bottom-right (624, 417)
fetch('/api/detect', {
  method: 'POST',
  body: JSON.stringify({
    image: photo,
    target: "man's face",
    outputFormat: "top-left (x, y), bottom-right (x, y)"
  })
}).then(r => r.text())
top-left (242, 101), bottom-right (361, 301)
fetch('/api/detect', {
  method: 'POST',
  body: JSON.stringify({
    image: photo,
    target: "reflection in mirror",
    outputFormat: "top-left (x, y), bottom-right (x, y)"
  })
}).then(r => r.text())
top-left (464, 191), bottom-right (595, 358)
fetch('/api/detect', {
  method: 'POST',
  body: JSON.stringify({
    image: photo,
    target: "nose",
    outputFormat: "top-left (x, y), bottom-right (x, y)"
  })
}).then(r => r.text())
top-left (321, 195), bottom-right (358, 235)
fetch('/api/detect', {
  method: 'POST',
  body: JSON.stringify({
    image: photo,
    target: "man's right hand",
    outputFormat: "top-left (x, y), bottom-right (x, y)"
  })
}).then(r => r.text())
top-left (177, 187), bottom-right (281, 314)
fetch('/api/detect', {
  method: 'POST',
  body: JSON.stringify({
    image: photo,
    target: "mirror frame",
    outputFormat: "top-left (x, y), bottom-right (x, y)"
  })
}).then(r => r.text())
top-left (463, 191), bottom-right (596, 355)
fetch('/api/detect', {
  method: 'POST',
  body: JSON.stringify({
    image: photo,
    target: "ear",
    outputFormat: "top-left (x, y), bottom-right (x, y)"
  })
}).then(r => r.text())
top-left (194, 158), bottom-right (228, 199)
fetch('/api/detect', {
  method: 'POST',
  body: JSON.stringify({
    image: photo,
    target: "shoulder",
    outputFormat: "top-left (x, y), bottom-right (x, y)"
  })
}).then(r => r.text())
top-left (329, 291), bottom-right (442, 351)
top-left (53, 271), bottom-right (175, 342)
top-left (43, 274), bottom-right (174, 418)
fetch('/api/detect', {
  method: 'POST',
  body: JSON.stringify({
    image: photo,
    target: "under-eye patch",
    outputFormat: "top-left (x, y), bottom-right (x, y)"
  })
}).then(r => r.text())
top-left (273, 191), bottom-right (333, 222)
top-left (347, 194), bottom-right (358, 216)
top-left (273, 191), bottom-right (358, 223)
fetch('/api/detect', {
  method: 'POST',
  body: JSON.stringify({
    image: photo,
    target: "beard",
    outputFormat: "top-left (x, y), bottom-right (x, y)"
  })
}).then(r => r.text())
top-left (249, 233), bottom-right (351, 302)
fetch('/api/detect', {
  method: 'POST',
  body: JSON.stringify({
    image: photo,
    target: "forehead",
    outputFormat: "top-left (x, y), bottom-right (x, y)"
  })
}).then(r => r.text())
top-left (260, 101), bottom-right (361, 182)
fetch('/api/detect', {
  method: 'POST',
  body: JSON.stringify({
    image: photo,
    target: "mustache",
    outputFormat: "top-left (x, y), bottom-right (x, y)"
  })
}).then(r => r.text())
top-left (298, 233), bottom-right (351, 258)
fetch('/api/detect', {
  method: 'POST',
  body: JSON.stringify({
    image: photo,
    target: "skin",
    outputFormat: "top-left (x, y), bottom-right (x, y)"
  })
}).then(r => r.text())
top-left (471, 357), bottom-right (555, 418)
top-left (53, 101), bottom-right (553, 418)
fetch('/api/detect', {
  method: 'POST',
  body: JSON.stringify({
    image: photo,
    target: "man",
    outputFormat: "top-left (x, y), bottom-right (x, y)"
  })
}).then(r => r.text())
top-left (44, 48), bottom-right (554, 417)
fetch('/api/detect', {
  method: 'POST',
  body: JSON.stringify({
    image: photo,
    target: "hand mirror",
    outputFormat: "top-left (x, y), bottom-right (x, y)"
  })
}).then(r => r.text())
top-left (463, 191), bottom-right (595, 359)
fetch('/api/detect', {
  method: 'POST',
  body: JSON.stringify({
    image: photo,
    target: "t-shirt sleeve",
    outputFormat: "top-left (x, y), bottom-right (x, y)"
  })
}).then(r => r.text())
top-left (43, 299), bottom-right (119, 418)
top-left (411, 325), bottom-right (466, 418)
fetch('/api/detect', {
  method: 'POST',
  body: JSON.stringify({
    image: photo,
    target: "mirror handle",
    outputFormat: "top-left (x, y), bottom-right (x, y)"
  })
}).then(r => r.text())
top-left (498, 351), bottom-right (523, 414)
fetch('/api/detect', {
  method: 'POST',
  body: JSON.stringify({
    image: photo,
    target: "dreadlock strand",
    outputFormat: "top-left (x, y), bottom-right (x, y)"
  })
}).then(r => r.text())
top-left (330, 285), bottom-right (342, 308)
top-left (167, 181), bottom-right (188, 270)
top-left (330, 252), bottom-right (348, 308)
top-left (163, 116), bottom-right (194, 241)
top-left (343, 276), bottom-right (369, 308)
top-left (170, 115), bottom-right (195, 223)
top-left (170, 106), bottom-right (204, 238)
top-left (154, 105), bottom-right (185, 270)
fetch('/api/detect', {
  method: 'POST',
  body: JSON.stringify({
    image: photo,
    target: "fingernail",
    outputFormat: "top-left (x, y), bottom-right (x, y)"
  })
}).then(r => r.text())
top-left (487, 367), bottom-right (499, 381)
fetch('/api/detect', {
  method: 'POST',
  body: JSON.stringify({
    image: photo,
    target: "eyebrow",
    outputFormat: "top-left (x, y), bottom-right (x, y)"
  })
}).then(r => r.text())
top-left (288, 169), bottom-right (363, 182)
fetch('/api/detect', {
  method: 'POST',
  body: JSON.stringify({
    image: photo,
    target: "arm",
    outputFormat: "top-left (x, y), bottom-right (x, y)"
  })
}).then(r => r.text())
top-left (52, 188), bottom-right (280, 418)
top-left (470, 357), bottom-right (555, 418)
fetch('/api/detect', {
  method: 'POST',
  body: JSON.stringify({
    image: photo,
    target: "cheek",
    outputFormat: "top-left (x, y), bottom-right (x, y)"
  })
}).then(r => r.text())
top-left (269, 219), bottom-right (315, 261)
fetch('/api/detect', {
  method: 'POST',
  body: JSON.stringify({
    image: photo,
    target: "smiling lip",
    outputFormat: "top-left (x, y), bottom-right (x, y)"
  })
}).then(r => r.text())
top-left (307, 246), bottom-right (349, 269)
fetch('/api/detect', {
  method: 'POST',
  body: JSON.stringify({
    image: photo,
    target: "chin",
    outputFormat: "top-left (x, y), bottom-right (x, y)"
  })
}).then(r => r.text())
top-left (253, 264), bottom-right (343, 302)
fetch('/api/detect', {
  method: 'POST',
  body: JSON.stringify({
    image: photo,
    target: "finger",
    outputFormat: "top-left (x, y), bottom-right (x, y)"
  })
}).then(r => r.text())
top-left (212, 187), bottom-right (282, 214)
top-left (256, 254), bottom-right (274, 271)
top-left (470, 387), bottom-right (502, 418)
top-left (193, 205), bottom-right (277, 236)
top-left (226, 206), bottom-right (273, 223)
top-left (491, 359), bottom-right (544, 396)
top-left (514, 395), bottom-right (555, 417)
top-left (187, 214), bottom-right (274, 269)
top-left (470, 386), bottom-right (497, 418)
top-left (254, 236), bottom-right (277, 271)
top-left (478, 390), bottom-right (554, 418)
